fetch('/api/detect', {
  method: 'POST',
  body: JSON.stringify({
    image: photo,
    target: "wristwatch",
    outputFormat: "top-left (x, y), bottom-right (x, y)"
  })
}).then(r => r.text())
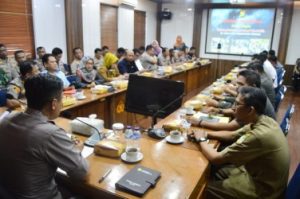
top-left (196, 137), bottom-right (208, 143)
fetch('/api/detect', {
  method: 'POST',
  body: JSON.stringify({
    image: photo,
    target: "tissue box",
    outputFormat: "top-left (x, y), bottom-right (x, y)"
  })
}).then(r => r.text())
top-left (94, 139), bottom-right (125, 158)
top-left (70, 117), bottom-right (104, 136)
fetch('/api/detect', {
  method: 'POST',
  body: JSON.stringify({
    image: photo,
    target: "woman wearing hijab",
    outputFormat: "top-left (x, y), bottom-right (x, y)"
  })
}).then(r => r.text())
top-left (173, 35), bottom-right (188, 52)
top-left (151, 40), bottom-right (162, 56)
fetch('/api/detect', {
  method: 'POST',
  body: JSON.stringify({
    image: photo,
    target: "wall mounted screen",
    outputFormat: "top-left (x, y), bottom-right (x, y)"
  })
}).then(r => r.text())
top-left (205, 8), bottom-right (276, 56)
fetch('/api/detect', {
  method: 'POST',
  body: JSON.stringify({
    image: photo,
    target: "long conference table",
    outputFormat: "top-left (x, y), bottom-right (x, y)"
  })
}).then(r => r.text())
top-left (0, 61), bottom-right (234, 199)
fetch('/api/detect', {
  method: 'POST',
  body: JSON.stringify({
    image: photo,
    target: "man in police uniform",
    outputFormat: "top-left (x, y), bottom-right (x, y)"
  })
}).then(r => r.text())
top-left (193, 86), bottom-right (289, 199)
top-left (6, 61), bottom-right (39, 108)
top-left (35, 46), bottom-right (46, 71)
top-left (0, 44), bottom-right (19, 83)
top-left (0, 74), bottom-right (89, 198)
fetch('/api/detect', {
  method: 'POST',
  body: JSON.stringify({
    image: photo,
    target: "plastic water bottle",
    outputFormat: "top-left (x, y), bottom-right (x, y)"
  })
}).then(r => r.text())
top-left (132, 126), bottom-right (141, 151)
top-left (124, 126), bottom-right (133, 148)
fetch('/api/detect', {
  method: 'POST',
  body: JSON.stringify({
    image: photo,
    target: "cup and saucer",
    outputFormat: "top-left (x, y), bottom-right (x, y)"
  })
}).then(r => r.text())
top-left (185, 106), bottom-right (196, 116)
top-left (75, 91), bottom-right (86, 100)
top-left (166, 130), bottom-right (184, 144)
top-left (121, 147), bottom-right (143, 163)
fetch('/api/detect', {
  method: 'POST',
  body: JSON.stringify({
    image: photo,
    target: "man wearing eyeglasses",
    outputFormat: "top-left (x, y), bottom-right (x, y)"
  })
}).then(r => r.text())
top-left (193, 86), bottom-right (289, 199)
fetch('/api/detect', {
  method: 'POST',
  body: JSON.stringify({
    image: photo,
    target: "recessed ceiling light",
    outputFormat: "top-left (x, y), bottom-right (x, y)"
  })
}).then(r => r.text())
top-left (187, 8), bottom-right (192, 11)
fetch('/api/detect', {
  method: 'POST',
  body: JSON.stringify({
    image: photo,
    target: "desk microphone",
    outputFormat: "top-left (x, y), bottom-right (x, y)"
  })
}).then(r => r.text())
top-left (147, 93), bottom-right (184, 139)
top-left (75, 118), bottom-right (103, 147)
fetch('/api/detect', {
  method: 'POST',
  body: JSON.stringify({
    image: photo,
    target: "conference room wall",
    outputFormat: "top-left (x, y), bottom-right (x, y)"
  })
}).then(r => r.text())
top-left (160, 3), bottom-right (195, 48)
top-left (32, 0), bottom-right (68, 63)
top-left (82, 0), bottom-right (157, 56)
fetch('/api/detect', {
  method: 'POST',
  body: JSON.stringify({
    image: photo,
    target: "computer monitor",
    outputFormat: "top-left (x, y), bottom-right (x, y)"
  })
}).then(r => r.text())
top-left (125, 74), bottom-right (184, 119)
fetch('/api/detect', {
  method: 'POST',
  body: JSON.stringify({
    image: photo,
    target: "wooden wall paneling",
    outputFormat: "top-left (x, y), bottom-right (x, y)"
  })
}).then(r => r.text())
top-left (0, 0), bottom-right (34, 57)
top-left (134, 10), bottom-right (146, 48)
top-left (192, 3), bottom-right (203, 56)
top-left (65, 0), bottom-right (83, 64)
top-left (100, 4), bottom-right (118, 53)
top-left (109, 91), bottom-right (128, 126)
top-left (277, 0), bottom-right (294, 64)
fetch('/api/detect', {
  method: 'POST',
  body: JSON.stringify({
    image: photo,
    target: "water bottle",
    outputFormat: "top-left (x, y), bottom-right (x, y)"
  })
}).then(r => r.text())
top-left (124, 125), bottom-right (133, 148)
top-left (132, 126), bottom-right (141, 151)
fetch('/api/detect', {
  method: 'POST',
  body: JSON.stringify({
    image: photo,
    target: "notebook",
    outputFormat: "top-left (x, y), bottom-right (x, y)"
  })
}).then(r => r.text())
top-left (115, 165), bottom-right (161, 197)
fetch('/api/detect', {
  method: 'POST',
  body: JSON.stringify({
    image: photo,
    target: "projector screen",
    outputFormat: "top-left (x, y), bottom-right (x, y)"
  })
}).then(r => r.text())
top-left (205, 8), bottom-right (276, 56)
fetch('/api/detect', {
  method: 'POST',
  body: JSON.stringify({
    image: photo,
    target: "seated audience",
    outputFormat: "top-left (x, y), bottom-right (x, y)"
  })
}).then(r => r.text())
top-left (52, 47), bottom-right (69, 75)
top-left (133, 48), bottom-right (144, 71)
top-left (118, 50), bottom-right (138, 74)
top-left (0, 74), bottom-right (89, 198)
top-left (99, 46), bottom-right (120, 81)
top-left (35, 46), bottom-right (46, 71)
top-left (93, 48), bottom-right (103, 69)
top-left (140, 45), bottom-right (158, 70)
top-left (6, 61), bottom-right (39, 109)
top-left (116, 47), bottom-right (126, 62)
top-left (193, 86), bottom-right (289, 199)
top-left (151, 40), bottom-right (162, 56)
top-left (158, 48), bottom-right (171, 66)
top-left (292, 58), bottom-right (300, 91)
top-left (77, 57), bottom-right (105, 85)
top-left (42, 54), bottom-right (72, 90)
top-left (175, 49), bottom-right (187, 63)
top-left (0, 43), bottom-right (19, 83)
top-left (133, 48), bottom-right (141, 60)
top-left (169, 48), bottom-right (176, 64)
top-left (70, 47), bottom-right (84, 75)
top-left (191, 70), bottom-right (276, 131)
top-left (173, 35), bottom-right (188, 51)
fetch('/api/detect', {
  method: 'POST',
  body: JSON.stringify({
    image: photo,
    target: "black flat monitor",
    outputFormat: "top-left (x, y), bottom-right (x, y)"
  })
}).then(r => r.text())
top-left (125, 74), bottom-right (184, 119)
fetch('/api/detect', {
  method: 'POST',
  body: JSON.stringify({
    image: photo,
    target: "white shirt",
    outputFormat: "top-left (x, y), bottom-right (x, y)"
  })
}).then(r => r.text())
top-left (263, 60), bottom-right (277, 88)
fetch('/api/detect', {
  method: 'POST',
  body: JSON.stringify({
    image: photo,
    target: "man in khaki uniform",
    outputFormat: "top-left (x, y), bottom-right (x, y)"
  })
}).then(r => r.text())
top-left (193, 86), bottom-right (289, 199)
top-left (35, 46), bottom-right (46, 71)
top-left (0, 44), bottom-right (19, 83)
top-left (93, 48), bottom-right (103, 69)
top-left (6, 61), bottom-right (39, 108)
top-left (70, 47), bottom-right (84, 75)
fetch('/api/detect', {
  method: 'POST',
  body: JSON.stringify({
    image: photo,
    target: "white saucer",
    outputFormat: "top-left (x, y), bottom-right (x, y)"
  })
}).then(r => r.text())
top-left (165, 135), bottom-right (184, 144)
top-left (121, 152), bottom-right (143, 163)
top-left (186, 110), bottom-right (196, 115)
top-left (76, 96), bottom-right (86, 100)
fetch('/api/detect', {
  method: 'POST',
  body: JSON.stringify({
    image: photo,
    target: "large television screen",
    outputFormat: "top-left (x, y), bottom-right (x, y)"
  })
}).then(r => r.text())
top-left (125, 75), bottom-right (184, 118)
top-left (205, 8), bottom-right (276, 56)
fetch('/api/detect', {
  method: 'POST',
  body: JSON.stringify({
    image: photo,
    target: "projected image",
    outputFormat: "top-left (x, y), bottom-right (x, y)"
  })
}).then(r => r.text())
top-left (206, 8), bottom-right (275, 56)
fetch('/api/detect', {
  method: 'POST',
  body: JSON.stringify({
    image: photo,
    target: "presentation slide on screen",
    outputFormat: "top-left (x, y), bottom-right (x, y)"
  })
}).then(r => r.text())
top-left (205, 8), bottom-right (275, 56)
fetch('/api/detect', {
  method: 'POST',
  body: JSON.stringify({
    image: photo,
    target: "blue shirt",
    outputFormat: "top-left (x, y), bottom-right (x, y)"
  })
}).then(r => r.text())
top-left (117, 59), bottom-right (138, 74)
top-left (42, 70), bottom-right (70, 88)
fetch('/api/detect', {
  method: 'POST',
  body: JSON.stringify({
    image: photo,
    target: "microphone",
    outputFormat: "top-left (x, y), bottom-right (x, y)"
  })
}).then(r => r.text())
top-left (147, 93), bottom-right (184, 139)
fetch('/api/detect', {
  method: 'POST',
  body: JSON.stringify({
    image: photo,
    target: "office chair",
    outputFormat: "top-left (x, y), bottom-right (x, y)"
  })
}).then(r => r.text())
top-left (286, 163), bottom-right (300, 199)
top-left (280, 104), bottom-right (295, 136)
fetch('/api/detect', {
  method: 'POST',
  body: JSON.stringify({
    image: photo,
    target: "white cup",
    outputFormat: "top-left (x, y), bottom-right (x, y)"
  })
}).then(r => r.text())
top-left (75, 90), bottom-right (84, 99)
top-left (185, 106), bottom-right (194, 115)
top-left (126, 147), bottom-right (139, 160)
top-left (112, 123), bottom-right (124, 136)
top-left (170, 130), bottom-right (181, 141)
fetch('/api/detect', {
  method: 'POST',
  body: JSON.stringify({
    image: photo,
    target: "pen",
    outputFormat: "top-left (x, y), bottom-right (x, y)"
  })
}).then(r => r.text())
top-left (98, 169), bottom-right (112, 183)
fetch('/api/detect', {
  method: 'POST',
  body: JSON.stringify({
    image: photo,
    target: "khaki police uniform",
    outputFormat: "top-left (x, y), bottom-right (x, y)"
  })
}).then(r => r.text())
top-left (6, 77), bottom-right (24, 99)
top-left (70, 59), bottom-right (84, 75)
top-left (93, 56), bottom-right (103, 70)
top-left (207, 115), bottom-right (290, 199)
top-left (35, 58), bottom-right (45, 72)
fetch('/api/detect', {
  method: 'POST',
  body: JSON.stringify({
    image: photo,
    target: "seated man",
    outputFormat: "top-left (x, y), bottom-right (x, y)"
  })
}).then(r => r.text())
top-left (116, 47), bottom-right (126, 62)
top-left (52, 47), bottom-right (69, 75)
top-left (70, 47), bottom-right (84, 75)
top-left (14, 50), bottom-right (27, 73)
top-left (93, 48), bottom-right (103, 69)
top-left (0, 74), bottom-right (89, 198)
top-left (193, 86), bottom-right (289, 199)
top-left (0, 43), bottom-right (19, 83)
top-left (6, 61), bottom-right (39, 109)
top-left (158, 48), bottom-right (171, 66)
top-left (187, 46), bottom-right (197, 61)
top-left (117, 50), bottom-right (138, 75)
top-left (42, 54), bottom-right (73, 90)
top-left (192, 70), bottom-right (276, 131)
top-left (140, 45), bottom-right (158, 70)
top-left (35, 46), bottom-right (46, 71)
top-left (98, 46), bottom-right (120, 81)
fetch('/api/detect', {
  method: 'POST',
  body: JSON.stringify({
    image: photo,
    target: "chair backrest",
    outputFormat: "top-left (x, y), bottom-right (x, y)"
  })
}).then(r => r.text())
top-left (0, 89), bottom-right (7, 107)
top-left (286, 164), bottom-right (300, 199)
top-left (280, 104), bottom-right (295, 136)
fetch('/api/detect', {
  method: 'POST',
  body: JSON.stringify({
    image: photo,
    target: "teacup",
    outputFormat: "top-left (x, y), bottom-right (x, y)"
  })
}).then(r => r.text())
top-left (112, 123), bottom-right (124, 136)
top-left (126, 147), bottom-right (139, 160)
top-left (170, 130), bottom-right (181, 141)
top-left (75, 90), bottom-right (84, 99)
top-left (185, 106), bottom-right (194, 115)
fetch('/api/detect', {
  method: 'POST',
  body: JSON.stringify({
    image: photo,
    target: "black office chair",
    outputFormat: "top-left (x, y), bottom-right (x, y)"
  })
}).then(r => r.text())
top-left (286, 164), bottom-right (300, 199)
top-left (280, 104), bottom-right (295, 136)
